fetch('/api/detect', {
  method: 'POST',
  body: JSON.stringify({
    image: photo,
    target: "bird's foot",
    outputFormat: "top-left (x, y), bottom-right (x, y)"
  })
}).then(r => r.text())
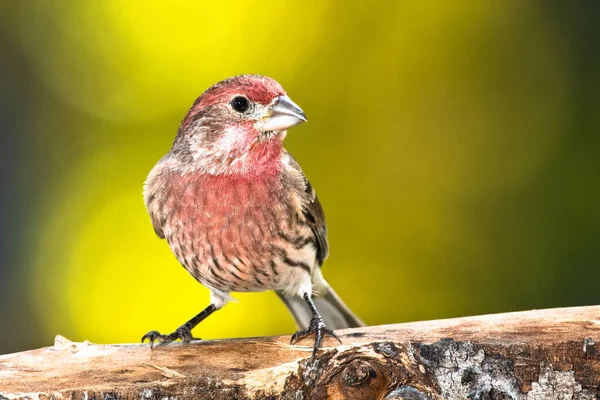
top-left (290, 316), bottom-right (341, 359)
top-left (141, 326), bottom-right (199, 348)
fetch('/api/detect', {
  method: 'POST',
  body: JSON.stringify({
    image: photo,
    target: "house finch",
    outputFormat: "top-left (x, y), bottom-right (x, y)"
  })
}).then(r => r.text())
top-left (142, 74), bottom-right (364, 358)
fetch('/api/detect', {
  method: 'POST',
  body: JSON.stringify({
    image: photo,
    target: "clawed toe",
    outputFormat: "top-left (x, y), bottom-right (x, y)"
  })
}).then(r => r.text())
top-left (141, 330), bottom-right (159, 344)
top-left (141, 330), bottom-right (174, 347)
top-left (176, 326), bottom-right (200, 342)
top-left (141, 326), bottom-right (199, 347)
top-left (290, 317), bottom-right (341, 359)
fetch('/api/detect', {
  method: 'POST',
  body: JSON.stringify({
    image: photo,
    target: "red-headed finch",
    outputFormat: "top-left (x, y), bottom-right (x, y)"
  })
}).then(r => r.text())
top-left (142, 75), bottom-right (364, 358)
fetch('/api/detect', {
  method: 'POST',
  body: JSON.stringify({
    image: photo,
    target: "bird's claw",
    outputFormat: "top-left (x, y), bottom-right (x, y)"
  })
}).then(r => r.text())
top-left (141, 326), bottom-right (200, 348)
top-left (290, 316), bottom-right (341, 359)
top-left (141, 330), bottom-right (173, 348)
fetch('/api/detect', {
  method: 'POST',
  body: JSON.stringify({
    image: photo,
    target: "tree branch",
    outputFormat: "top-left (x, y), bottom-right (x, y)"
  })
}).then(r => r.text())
top-left (1, 306), bottom-right (600, 399)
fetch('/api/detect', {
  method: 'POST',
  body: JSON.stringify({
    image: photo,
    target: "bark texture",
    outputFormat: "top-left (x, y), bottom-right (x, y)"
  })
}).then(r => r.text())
top-left (1, 306), bottom-right (600, 399)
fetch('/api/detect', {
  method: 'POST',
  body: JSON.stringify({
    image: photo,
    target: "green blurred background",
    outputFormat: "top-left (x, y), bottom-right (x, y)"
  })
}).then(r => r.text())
top-left (1, 1), bottom-right (599, 355)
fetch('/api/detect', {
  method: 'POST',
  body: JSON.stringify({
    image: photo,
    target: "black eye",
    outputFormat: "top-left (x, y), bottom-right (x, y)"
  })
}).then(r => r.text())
top-left (231, 96), bottom-right (250, 113)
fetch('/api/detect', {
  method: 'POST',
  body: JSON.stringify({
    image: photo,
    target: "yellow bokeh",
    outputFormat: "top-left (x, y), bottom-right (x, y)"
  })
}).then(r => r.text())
top-left (7, 0), bottom-right (580, 347)
top-left (16, 0), bottom-right (330, 122)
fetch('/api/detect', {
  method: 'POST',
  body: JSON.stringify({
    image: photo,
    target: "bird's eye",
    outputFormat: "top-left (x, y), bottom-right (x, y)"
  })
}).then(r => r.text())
top-left (231, 96), bottom-right (250, 113)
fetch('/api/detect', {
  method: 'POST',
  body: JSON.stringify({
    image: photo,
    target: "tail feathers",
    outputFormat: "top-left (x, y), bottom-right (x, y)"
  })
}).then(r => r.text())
top-left (277, 285), bottom-right (365, 330)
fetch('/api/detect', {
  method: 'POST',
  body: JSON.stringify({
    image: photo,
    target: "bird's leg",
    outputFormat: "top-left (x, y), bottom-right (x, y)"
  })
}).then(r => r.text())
top-left (290, 293), bottom-right (341, 359)
top-left (142, 303), bottom-right (217, 347)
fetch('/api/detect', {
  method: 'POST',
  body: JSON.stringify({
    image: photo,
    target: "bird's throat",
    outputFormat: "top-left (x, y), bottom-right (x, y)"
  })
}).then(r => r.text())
top-left (212, 136), bottom-right (284, 178)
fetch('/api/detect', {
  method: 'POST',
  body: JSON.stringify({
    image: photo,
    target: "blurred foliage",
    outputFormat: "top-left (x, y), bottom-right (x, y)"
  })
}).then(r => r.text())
top-left (0, 1), bottom-right (599, 354)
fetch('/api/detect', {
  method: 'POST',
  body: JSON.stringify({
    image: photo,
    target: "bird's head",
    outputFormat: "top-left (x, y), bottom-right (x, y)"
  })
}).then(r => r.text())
top-left (171, 75), bottom-right (307, 176)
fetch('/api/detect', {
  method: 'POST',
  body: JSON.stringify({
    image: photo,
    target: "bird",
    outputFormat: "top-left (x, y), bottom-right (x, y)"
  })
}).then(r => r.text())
top-left (141, 74), bottom-right (365, 358)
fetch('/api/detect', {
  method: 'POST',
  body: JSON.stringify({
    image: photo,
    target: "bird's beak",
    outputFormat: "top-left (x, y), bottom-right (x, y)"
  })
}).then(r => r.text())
top-left (262, 95), bottom-right (307, 132)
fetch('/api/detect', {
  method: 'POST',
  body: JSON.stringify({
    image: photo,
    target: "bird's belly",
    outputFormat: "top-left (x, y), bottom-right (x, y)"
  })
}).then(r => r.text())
top-left (163, 180), bottom-right (316, 293)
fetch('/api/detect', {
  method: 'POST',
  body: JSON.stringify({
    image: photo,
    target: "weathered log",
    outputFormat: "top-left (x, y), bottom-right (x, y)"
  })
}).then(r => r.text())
top-left (1, 306), bottom-right (600, 399)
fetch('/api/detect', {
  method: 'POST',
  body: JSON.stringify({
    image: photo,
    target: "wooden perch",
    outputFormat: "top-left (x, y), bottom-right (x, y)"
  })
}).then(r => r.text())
top-left (1, 306), bottom-right (600, 399)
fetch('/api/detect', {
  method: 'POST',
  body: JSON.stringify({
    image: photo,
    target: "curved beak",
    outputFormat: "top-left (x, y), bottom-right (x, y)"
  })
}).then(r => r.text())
top-left (262, 95), bottom-right (307, 132)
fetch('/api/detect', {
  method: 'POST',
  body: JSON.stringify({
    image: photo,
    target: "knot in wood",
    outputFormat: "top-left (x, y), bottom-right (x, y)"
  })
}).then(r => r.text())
top-left (341, 359), bottom-right (376, 388)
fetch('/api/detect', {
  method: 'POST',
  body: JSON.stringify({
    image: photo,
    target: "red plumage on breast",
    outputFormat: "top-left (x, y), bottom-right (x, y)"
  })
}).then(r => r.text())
top-left (150, 170), bottom-right (315, 294)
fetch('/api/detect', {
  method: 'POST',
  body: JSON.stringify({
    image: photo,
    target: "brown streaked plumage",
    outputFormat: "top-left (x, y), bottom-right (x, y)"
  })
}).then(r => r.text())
top-left (142, 74), bottom-right (364, 358)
